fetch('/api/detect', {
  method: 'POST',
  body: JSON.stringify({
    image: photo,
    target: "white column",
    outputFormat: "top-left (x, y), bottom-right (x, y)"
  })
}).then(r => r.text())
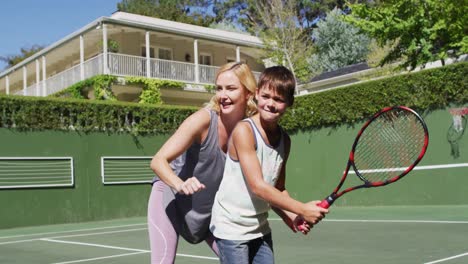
top-left (194, 39), bottom-right (199, 83)
top-left (236, 46), bottom-right (241, 62)
top-left (102, 24), bottom-right (108, 74)
top-left (35, 59), bottom-right (40, 96)
top-left (42, 56), bottom-right (47, 96)
top-left (22, 66), bottom-right (27, 96)
top-left (146, 31), bottom-right (151, 78)
top-left (80, 35), bottom-right (85, 80)
top-left (5, 76), bottom-right (9, 95)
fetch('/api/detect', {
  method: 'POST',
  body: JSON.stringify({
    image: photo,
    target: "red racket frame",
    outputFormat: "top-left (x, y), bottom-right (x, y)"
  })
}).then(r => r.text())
top-left (317, 106), bottom-right (429, 209)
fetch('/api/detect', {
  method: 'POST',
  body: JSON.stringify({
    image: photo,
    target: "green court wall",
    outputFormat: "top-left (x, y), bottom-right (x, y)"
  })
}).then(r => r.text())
top-left (286, 108), bottom-right (468, 206)
top-left (0, 131), bottom-right (168, 229)
top-left (0, 108), bottom-right (466, 229)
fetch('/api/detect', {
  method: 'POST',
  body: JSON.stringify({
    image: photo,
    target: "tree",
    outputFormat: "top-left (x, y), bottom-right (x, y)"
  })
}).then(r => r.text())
top-left (0, 45), bottom-right (44, 69)
top-left (253, 0), bottom-right (314, 83)
top-left (346, 0), bottom-right (468, 70)
top-left (209, 20), bottom-right (248, 34)
top-left (216, 0), bottom-right (351, 36)
top-left (308, 8), bottom-right (371, 72)
top-left (212, 0), bottom-right (261, 34)
top-left (296, 0), bottom-right (347, 35)
top-left (117, 0), bottom-right (217, 27)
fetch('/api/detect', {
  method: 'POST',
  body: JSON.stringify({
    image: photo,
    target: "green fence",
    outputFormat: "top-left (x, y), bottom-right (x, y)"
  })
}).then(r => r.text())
top-left (0, 130), bottom-right (167, 229)
top-left (0, 108), bottom-right (466, 229)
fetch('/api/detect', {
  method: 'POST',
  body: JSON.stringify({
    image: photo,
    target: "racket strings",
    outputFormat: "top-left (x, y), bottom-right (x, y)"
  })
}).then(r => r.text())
top-left (353, 110), bottom-right (426, 183)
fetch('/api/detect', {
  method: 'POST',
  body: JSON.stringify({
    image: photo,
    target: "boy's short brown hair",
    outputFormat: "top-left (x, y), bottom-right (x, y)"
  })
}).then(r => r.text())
top-left (257, 66), bottom-right (296, 106)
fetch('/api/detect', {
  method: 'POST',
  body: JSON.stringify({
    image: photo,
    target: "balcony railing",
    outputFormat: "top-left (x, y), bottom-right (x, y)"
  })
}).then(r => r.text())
top-left (19, 54), bottom-right (103, 96)
top-left (18, 53), bottom-right (262, 97)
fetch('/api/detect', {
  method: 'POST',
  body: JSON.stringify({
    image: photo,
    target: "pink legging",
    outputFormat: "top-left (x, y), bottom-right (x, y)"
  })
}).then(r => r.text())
top-left (147, 181), bottom-right (219, 264)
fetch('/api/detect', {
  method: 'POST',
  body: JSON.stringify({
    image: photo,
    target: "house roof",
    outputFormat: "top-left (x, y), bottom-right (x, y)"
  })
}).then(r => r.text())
top-left (108, 12), bottom-right (263, 48)
top-left (308, 63), bottom-right (370, 82)
top-left (0, 12), bottom-right (263, 78)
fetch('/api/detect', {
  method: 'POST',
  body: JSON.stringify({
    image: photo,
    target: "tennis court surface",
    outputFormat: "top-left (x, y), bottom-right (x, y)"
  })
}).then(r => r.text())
top-left (1, 206), bottom-right (467, 264)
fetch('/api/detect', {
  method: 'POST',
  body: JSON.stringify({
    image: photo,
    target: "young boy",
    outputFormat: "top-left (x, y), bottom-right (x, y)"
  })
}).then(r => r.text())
top-left (209, 66), bottom-right (329, 264)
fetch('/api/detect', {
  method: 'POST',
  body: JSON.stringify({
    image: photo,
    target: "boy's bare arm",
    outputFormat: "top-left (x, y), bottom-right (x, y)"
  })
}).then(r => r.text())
top-left (233, 124), bottom-right (328, 224)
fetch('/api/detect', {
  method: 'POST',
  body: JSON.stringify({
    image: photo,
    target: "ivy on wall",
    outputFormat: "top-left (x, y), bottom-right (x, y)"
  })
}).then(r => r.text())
top-left (204, 84), bottom-right (216, 93)
top-left (124, 77), bottom-right (184, 105)
top-left (53, 75), bottom-right (117, 100)
top-left (1, 62), bottom-right (466, 135)
top-left (52, 75), bottom-right (185, 105)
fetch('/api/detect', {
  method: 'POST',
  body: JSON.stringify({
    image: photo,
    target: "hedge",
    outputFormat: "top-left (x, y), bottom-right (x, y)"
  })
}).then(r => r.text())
top-left (281, 62), bottom-right (468, 131)
top-left (0, 62), bottom-right (466, 135)
top-left (0, 96), bottom-right (196, 135)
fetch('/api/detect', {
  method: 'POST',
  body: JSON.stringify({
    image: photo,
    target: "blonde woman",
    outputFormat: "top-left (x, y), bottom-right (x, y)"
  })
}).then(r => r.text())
top-left (147, 62), bottom-right (257, 263)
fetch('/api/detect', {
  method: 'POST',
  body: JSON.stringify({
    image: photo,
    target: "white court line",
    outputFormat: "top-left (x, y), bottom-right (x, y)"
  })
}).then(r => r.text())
top-left (51, 252), bottom-right (218, 264)
top-left (176, 253), bottom-right (218, 260)
top-left (0, 238), bottom-right (44, 246)
top-left (0, 227), bottom-right (147, 246)
top-left (269, 218), bottom-right (468, 224)
top-left (423, 252), bottom-right (468, 264)
top-left (41, 238), bottom-right (147, 252)
top-left (349, 163), bottom-right (468, 174)
top-left (323, 219), bottom-right (468, 224)
top-left (2, 218), bottom-right (468, 246)
top-left (52, 251), bottom-right (147, 264)
top-left (48, 227), bottom-right (147, 239)
top-left (0, 222), bottom-right (146, 240)
top-left (42, 238), bottom-right (218, 263)
top-left (1, 220), bottom-right (465, 263)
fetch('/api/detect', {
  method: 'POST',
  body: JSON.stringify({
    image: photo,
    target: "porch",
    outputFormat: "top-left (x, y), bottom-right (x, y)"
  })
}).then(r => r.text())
top-left (10, 52), bottom-right (261, 97)
top-left (0, 12), bottom-right (264, 102)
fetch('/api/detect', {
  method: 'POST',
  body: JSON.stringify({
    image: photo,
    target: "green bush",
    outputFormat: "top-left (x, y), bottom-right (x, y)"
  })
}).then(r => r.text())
top-left (280, 62), bottom-right (468, 131)
top-left (125, 77), bottom-right (183, 105)
top-left (52, 75), bottom-right (117, 100)
top-left (0, 96), bottom-right (196, 135)
top-left (52, 75), bottom-right (184, 105)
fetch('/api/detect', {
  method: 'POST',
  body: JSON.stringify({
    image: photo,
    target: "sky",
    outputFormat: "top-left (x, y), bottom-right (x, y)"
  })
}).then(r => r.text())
top-left (0, 0), bottom-right (121, 69)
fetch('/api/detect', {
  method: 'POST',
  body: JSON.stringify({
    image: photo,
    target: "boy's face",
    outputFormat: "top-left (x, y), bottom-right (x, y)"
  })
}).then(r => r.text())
top-left (255, 87), bottom-right (288, 123)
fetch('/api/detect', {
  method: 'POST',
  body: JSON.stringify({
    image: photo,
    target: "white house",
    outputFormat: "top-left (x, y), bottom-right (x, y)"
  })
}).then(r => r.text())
top-left (0, 12), bottom-right (265, 105)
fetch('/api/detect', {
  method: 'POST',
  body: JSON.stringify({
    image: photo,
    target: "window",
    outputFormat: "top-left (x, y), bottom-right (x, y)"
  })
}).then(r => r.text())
top-left (158, 48), bottom-right (172, 60)
top-left (227, 57), bottom-right (247, 64)
top-left (199, 54), bottom-right (212, 65)
top-left (141, 47), bottom-right (155, 58)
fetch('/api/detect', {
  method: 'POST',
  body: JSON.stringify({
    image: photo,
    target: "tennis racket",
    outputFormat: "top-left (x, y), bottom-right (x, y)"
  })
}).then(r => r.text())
top-left (317, 106), bottom-right (429, 209)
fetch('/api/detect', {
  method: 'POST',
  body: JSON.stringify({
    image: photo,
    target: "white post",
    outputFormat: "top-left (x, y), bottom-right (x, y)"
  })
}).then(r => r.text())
top-left (5, 75), bottom-right (9, 95)
top-left (102, 24), bottom-right (108, 74)
top-left (236, 46), bottom-right (241, 62)
top-left (42, 56), bottom-right (47, 96)
top-left (36, 59), bottom-right (40, 96)
top-left (80, 35), bottom-right (85, 80)
top-left (22, 66), bottom-right (27, 96)
top-left (146, 31), bottom-right (151, 78)
top-left (194, 39), bottom-right (199, 83)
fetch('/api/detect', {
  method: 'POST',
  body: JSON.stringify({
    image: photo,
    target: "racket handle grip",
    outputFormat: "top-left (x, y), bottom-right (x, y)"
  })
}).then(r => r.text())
top-left (317, 200), bottom-right (330, 209)
top-left (317, 195), bottom-right (335, 209)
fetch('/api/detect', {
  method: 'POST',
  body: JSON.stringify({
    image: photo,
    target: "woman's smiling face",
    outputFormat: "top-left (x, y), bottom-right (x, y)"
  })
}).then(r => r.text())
top-left (215, 70), bottom-right (249, 116)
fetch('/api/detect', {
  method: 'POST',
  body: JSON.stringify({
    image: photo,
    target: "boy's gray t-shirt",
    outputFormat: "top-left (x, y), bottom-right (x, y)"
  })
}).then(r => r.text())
top-left (155, 109), bottom-right (226, 243)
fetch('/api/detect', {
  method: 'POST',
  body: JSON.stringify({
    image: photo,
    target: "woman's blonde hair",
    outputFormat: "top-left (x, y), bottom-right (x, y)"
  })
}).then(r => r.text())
top-left (205, 62), bottom-right (257, 117)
